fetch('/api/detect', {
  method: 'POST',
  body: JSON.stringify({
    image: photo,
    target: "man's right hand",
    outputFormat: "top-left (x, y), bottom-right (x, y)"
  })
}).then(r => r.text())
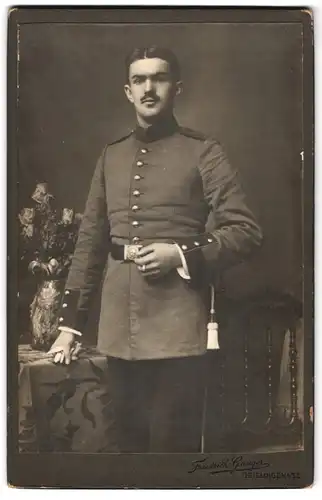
top-left (47, 330), bottom-right (78, 365)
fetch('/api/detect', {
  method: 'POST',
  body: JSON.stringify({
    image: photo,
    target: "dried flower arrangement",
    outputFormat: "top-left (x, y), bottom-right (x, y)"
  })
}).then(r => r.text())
top-left (18, 183), bottom-right (82, 349)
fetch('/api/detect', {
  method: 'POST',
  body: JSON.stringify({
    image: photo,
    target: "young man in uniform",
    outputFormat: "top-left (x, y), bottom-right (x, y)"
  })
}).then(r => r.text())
top-left (49, 46), bottom-right (263, 453)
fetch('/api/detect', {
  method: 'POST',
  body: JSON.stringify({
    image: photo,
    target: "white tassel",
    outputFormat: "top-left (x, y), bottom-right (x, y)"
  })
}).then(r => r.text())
top-left (207, 322), bottom-right (219, 349)
top-left (207, 285), bottom-right (220, 350)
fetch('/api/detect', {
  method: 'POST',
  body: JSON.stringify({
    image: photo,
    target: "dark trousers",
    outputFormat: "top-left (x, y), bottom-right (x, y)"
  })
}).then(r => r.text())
top-left (107, 355), bottom-right (206, 453)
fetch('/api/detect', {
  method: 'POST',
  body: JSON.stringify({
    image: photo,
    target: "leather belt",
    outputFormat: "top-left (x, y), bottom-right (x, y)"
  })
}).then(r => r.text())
top-left (111, 243), bottom-right (142, 262)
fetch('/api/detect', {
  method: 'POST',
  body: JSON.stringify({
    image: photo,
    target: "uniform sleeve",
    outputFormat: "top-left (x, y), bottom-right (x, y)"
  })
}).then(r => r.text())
top-left (57, 148), bottom-right (110, 333)
top-left (177, 140), bottom-right (263, 283)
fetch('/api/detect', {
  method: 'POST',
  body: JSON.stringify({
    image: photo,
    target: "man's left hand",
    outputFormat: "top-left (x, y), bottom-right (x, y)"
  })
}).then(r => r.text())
top-left (134, 243), bottom-right (181, 278)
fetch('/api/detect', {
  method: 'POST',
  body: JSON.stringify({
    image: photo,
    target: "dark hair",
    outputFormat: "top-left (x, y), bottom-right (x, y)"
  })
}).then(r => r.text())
top-left (125, 46), bottom-right (181, 82)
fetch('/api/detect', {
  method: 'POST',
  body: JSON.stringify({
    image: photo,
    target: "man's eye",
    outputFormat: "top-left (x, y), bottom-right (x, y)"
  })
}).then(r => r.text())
top-left (133, 77), bottom-right (144, 84)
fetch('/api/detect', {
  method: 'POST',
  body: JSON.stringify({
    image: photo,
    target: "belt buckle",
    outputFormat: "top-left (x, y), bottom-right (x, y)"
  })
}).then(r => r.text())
top-left (125, 244), bottom-right (141, 261)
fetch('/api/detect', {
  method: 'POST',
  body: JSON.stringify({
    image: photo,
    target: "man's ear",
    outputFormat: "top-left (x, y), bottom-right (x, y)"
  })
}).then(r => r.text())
top-left (124, 84), bottom-right (134, 103)
top-left (175, 81), bottom-right (183, 97)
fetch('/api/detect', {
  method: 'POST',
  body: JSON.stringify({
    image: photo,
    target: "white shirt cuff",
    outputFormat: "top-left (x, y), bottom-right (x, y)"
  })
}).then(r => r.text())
top-left (174, 243), bottom-right (191, 280)
top-left (58, 326), bottom-right (82, 337)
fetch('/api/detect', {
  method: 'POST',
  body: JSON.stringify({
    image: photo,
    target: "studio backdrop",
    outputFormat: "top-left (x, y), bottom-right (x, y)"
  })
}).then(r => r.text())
top-left (17, 22), bottom-right (303, 304)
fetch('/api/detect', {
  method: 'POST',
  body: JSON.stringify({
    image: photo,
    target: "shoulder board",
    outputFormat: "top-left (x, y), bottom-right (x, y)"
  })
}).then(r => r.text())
top-left (179, 127), bottom-right (208, 142)
top-left (107, 130), bottom-right (134, 147)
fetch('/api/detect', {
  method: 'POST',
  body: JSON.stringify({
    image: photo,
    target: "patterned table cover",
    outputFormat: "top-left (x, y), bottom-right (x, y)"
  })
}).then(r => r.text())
top-left (18, 344), bottom-right (118, 453)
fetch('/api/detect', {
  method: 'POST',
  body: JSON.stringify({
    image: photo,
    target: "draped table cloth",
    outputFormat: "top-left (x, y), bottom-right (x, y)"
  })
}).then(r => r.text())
top-left (18, 344), bottom-right (118, 453)
top-left (18, 330), bottom-right (304, 453)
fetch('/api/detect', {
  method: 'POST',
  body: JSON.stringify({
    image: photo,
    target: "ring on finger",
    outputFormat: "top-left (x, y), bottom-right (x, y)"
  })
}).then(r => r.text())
top-left (141, 264), bottom-right (146, 272)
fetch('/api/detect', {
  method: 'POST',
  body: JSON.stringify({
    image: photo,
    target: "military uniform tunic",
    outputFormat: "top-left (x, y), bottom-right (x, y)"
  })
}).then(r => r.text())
top-left (60, 117), bottom-right (262, 360)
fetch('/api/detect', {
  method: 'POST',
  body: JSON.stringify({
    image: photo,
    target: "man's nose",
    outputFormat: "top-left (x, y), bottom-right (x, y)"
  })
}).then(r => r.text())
top-left (144, 78), bottom-right (153, 92)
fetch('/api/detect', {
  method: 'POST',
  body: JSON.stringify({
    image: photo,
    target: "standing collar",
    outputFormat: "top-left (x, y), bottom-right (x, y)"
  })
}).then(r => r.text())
top-left (134, 116), bottom-right (179, 143)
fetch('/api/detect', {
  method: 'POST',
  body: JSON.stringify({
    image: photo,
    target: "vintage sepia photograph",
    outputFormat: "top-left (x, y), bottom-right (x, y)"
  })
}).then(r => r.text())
top-left (7, 7), bottom-right (313, 488)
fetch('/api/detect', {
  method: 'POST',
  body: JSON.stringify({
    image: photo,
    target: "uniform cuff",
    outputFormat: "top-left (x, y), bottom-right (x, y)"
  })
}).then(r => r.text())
top-left (174, 233), bottom-right (221, 286)
top-left (57, 289), bottom-right (82, 331)
top-left (177, 232), bottom-right (221, 255)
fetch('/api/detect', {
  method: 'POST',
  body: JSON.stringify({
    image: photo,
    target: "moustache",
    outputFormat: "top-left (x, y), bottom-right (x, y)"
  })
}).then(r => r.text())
top-left (141, 95), bottom-right (159, 103)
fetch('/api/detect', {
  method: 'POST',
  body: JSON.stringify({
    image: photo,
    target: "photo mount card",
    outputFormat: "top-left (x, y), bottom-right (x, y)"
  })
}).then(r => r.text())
top-left (7, 7), bottom-right (314, 489)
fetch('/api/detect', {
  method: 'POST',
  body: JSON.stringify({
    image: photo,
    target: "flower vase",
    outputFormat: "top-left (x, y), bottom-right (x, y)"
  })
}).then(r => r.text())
top-left (30, 279), bottom-right (63, 351)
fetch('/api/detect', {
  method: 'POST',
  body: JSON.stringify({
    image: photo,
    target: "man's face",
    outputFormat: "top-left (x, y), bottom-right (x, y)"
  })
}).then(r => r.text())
top-left (124, 58), bottom-right (181, 122)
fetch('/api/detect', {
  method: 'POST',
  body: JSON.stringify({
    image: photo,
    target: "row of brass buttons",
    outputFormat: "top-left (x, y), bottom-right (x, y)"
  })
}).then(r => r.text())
top-left (180, 237), bottom-right (214, 251)
top-left (130, 148), bottom-right (148, 243)
top-left (59, 289), bottom-right (70, 322)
